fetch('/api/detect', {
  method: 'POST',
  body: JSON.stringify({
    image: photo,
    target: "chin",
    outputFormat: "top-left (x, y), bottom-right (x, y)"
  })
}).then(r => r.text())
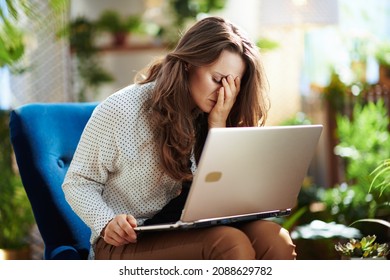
top-left (197, 105), bottom-right (211, 113)
top-left (203, 107), bottom-right (213, 113)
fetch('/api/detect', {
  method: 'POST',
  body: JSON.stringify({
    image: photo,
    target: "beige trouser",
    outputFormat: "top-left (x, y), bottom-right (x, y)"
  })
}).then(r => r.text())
top-left (94, 220), bottom-right (297, 260)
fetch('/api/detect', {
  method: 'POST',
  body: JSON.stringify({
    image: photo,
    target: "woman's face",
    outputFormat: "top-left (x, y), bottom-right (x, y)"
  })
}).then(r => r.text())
top-left (188, 50), bottom-right (246, 113)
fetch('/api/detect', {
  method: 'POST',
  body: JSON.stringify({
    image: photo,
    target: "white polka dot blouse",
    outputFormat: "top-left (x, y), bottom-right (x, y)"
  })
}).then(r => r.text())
top-left (62, 82), bottom-right (196, 254)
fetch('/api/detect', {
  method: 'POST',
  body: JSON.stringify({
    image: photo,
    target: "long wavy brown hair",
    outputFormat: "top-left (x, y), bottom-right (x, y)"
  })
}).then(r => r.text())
top-left (136, 16), bottom-right (269, 182)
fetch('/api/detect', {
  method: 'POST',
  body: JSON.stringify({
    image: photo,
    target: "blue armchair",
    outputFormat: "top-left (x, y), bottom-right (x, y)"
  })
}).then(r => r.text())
top-left (9, 102), bottom-right (98, 259)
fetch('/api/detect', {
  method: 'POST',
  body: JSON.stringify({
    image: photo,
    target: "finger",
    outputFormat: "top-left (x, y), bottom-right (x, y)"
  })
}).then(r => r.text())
top-left (224, 79), bottom-right (239, 108)
top-left (225, 75), bottom-right (239, 98)
top-left (226, 75), bottom-right (237, 93)
top-left (117, 216), bottom-right (137, 242)
top-left (216, 87), bottom-right (225, 107)
top-left (222, 76), bottom-right (231, 89)
top-left (126, 214), bottom-right (138, 228)
top-left (105, 233), bottom-right (125, 246)
top-left (234, 76), bottom-right (241, 94)
top-left (104, 218), bottom-right (129, 242)
top-left (104, 227), bottom-right (129, 246)
top-left (226, 75), bottom-right (235, 88)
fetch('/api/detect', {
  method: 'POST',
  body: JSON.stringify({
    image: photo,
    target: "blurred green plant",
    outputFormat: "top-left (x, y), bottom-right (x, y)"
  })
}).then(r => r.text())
top-left (170, 0), bottom-right (226, 27)
top-left (323, 100), bottom-right (390, 224)
top-left (0, 110), bottom-right (34, 249)
top-left (375, 41), bottom-right (390, 68)
top-left (256, 37), bottom-right (280, 52)
top-left (0, 0), bottom-right (31, 69)
top-left (335, 235), bottom-right (389, 259)
top-left (0, 17), bottom-right (24, 69)
top-left (157, 0), bottom-right (226, 46)
top-left (0, 0), bottom-right (68, 72)
top-left (335, 100), bottom-right (390, 191)
top-left (322, 183), bottom-right (372, 225)
top-left (59, 16), bottom-right (113, 101)
top-left (280, 112), bottom-right (312, 126)
top-left (321, 69), bottom-right (347, 112)
top-left (0, 0), bottom-right (67, 252)
top-left (370, 158), bottom-right (390, 197)
top-left (96, 10), bottom-right (142, 34)
top-left (96, 10), bottom-right (142, 46)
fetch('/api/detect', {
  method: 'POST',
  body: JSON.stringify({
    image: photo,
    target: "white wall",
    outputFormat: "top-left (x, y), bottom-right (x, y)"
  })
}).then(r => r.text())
top-left (70, 0), bottom-right (145, 20)
top-left (219, 0), bottom-right (261, 41)
top-left (221, 0), bottom-right (303, 125)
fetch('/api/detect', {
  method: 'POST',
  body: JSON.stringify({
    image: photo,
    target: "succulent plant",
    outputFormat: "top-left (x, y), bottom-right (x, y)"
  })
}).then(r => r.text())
top-left (335, 235), bottom-right (389, 259)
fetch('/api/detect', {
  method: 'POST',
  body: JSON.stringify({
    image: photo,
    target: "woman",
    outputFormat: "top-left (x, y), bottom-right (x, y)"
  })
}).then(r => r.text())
top-left (62, 16), bottom-right (297, 260)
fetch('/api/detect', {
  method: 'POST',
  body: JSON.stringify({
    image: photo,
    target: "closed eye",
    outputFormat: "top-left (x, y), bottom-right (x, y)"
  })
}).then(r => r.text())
top-left (213, 78), bottom-right (222, 84)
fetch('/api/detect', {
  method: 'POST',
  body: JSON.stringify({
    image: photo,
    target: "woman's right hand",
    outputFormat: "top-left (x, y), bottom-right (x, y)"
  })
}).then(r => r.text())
top-left (208, 75), bottom-right (241, 128)
top-left (101, 214), bottom-right (138, 246)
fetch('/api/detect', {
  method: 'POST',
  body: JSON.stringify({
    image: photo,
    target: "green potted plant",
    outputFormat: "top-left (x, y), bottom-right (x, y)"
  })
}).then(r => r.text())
top-left (0, 111), bottom-right (35, 259)
top-left (334, 165), bottom-right (390, 260)
top-left (290, 219), bottom-right (362, 260)
top-left (335, 234), bottom-right (389, 259)
top-left (325, 100), bottom-right (390, 225)
top-left (96, 10), bottom-right (141, 46)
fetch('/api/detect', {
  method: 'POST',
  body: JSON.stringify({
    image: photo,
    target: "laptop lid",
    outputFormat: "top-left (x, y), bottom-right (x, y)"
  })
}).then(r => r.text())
top-left (180, 124), bottom-right (323, 223)
top-left (134, 124), bottom-right (323, 232)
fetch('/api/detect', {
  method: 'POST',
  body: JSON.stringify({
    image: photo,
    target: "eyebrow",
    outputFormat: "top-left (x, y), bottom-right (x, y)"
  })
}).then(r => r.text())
top-left (214, 72), bottom-right (229, 78)
top-left (215, 71), bottom-right (243, 79)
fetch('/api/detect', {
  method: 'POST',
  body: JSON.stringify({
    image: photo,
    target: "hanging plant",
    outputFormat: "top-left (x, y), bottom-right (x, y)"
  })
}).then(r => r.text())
top-left (59, 16), bottom-right (114, 101)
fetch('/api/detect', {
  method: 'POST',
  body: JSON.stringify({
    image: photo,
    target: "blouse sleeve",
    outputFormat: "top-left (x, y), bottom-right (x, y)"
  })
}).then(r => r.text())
top-left (62, 99), bottom-right (120, 236)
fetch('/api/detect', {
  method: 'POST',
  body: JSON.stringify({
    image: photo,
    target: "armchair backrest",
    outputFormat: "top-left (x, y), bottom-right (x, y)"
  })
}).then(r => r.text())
top-left (9, 102), bottom-right (98, 259)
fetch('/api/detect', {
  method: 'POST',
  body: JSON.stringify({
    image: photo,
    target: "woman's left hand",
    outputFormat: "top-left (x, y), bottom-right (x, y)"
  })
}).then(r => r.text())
top-left (208, 75), bottom-right (241, 128)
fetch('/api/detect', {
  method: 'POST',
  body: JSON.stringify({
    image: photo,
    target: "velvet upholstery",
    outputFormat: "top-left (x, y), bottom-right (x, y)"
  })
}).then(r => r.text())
top-left (9, 102), bottom-right (98, 260)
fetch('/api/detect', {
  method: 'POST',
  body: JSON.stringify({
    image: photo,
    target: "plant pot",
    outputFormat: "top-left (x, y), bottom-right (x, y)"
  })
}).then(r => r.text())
top-left (294, 238), bottom-right (341, 260)
top-left (112, 32), bottom-right (128, 46)
top-left (0, 246), bottom-right (31, 260)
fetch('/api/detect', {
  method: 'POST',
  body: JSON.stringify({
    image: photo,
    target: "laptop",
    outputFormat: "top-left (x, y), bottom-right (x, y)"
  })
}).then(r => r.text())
top-left (134, 124), bottom-right (323, 232)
